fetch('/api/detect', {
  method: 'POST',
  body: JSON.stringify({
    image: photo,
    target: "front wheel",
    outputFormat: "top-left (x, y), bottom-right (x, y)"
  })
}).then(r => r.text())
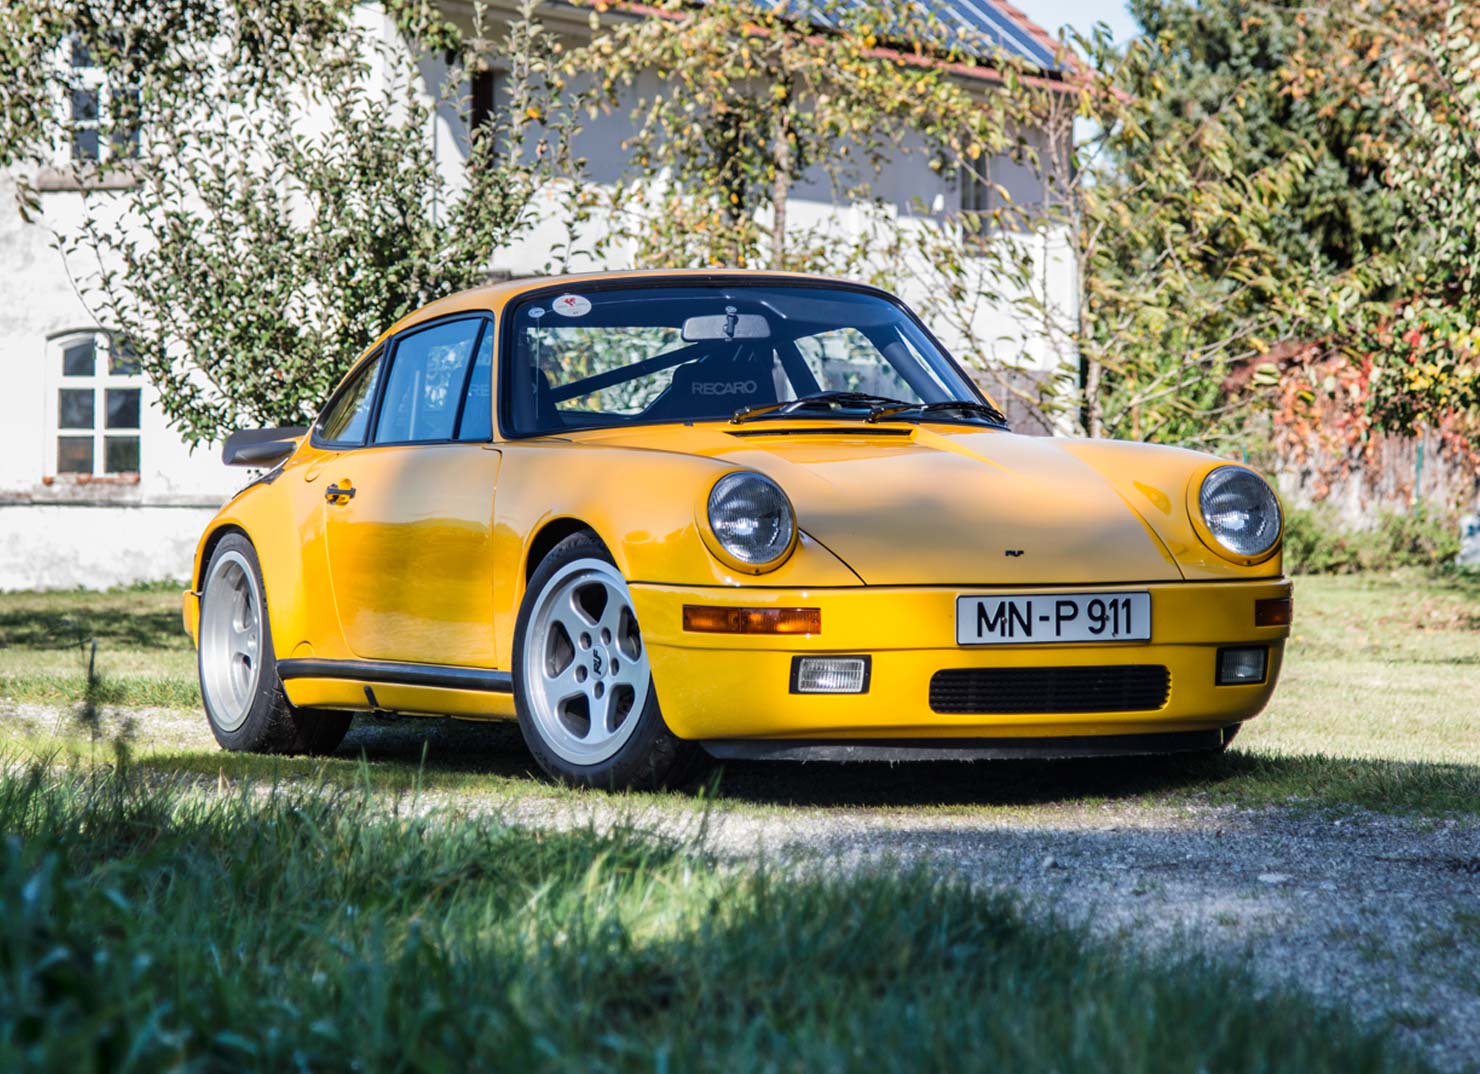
top-left (513, 532), bottom-right (698, 789)
top-left (197, 533), bottom-right (350, 755)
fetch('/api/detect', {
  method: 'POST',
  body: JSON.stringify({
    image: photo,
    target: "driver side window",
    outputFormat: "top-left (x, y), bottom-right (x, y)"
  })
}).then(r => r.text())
top-left (374, 319), bottom-right (484, 444)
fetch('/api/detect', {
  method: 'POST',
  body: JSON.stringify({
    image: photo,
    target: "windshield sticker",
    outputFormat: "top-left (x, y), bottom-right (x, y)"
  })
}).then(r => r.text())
top-left (528, 306), bottom-right (545, 319)
top-left (552, 294), bottom-right (591, 318)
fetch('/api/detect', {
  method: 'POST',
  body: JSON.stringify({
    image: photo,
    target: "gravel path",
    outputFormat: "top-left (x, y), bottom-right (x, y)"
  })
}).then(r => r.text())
top-left (483, 771), bottom-right (1479, 1072)
top-left (688, 802), bottom-right (1480, 1074)
top-left (6, 703), bottom-right (1478, 1072)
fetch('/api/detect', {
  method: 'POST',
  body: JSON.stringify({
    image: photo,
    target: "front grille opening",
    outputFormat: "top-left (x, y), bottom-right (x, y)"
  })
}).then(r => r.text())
top-left (929, 665), bottom-right (1171, 715)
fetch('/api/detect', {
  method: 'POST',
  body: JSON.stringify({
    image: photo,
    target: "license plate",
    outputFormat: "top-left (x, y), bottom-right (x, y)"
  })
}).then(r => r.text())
top-left (956, 591), bottom-right (1151, 645)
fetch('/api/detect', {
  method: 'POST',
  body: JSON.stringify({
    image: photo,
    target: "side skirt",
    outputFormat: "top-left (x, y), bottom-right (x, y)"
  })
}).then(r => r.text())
top-left (277, 658), bottom-right (513, 694)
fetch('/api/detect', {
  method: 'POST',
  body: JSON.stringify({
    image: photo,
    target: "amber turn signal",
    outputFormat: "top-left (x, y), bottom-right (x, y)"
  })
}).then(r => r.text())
top-left (682, 605), bottom-right (821, 634)
top-left (1254, 597), bottom-right (1292, 627)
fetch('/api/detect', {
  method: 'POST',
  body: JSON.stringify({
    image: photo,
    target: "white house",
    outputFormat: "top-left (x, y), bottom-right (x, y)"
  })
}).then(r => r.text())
top-left (0, 0), bottom-right (1077, 591)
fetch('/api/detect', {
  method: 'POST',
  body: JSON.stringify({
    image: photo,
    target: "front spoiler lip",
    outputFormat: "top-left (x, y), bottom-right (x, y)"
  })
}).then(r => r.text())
top-left (182, 589), bottom-right (201, 645)
top-left (702, 728), bottom-right (1228, 763)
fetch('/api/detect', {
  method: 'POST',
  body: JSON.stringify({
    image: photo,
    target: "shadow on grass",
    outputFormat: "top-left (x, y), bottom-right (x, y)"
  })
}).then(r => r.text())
top-left (707, 750), bottom-right (1480, 816)
top-left (131, 718), bottom-right (546, 795)
top-left (0, 606), bottom-right (188, 652)
top-left (129, 716), bottom-right (1480, 817)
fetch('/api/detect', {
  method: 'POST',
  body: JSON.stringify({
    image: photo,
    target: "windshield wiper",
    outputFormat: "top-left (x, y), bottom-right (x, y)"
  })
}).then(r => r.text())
top-left (731, 390), bottom-right (913, 424)
top-left (865, 400), bottom-right (1009, 426)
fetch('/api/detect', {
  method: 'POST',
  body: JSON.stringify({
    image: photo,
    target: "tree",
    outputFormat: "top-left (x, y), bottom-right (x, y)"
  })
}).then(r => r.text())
top-left (1134, 0), bottom-right (1404, 282)
top-left (1094, 0), bottom-right (1480, 456)
top-left (1311, 1), bottom-right (1480, 440)
top-left (0, 1), bottom-right (363, 219)
top-left (558, 0), bottom-right (1085, 426)
top-left (566, 0), bottom-right (1040, 271)
top-left (9, 0), bottom-right (570, 446)
top-left (1052, 18), bottom-right (1317, 445)
top-left (567, 0), bottom-right (1371, 442)
top-left (1199, 0), bottom-right (1480, 461)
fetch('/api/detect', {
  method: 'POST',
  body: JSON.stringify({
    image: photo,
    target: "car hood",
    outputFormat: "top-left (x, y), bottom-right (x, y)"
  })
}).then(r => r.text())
top-left (574, 423), bottom-right (1187, 585)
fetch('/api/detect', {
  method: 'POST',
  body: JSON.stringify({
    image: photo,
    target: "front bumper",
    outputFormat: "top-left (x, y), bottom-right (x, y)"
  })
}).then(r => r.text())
top-left (182, 589), bottom-right (200, 645)
top-left (630, 579), bottom-right (1291, 742)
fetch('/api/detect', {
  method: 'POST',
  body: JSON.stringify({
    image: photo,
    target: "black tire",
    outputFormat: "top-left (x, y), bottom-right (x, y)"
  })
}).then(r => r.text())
top-left (512, 531), bottom-right (701, 790)
top-left (198, 533), bottom-right (351, 755)
top-left (1217, 723), bottom-right (1242, 752)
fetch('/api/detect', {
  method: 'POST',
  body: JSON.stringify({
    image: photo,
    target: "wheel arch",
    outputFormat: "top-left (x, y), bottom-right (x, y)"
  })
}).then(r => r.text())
top-left (195, 522), bottom-right (251, 593)
top-left (524, 517), bottom-right (608, 581)
top-left (190, 481), bottom-right (330, 664)
top-left (489, 443), bottom-right (862, 669)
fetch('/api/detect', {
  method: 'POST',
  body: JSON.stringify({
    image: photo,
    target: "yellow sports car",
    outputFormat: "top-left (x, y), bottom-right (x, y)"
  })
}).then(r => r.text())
top-left (184, 270), bottom-right (1290, 788)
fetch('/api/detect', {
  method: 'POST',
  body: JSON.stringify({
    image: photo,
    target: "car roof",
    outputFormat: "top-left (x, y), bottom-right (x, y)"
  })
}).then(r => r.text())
top-left (380, 268), bottom-right (874, 341)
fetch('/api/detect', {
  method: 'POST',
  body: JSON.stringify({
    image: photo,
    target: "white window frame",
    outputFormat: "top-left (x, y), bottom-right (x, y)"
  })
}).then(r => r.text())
top-left (53, 34), bottom-right (141, 167)
top-left (43, 330), bottom-right (146, 484)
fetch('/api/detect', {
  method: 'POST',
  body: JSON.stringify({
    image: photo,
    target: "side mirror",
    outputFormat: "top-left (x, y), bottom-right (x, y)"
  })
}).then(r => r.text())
top-left (221, 426), bottom-right (309, 467)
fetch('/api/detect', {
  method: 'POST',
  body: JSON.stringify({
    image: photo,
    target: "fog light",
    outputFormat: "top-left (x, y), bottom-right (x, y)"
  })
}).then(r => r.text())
top-left (1217, 647), bottom-right (1267, 685)
top-left (791, 656), bottom-right (870, 694)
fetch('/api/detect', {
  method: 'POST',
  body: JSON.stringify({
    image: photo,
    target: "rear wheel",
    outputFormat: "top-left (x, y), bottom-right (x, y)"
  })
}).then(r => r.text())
top-left (198, 533), bottom-right (350, 755)
top-left (513, 532), bottom-right (698, 789)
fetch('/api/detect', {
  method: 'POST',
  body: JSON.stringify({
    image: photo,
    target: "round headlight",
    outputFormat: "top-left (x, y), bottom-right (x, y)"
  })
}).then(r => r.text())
top-left (707, 472), bottom-right (795, 568)
top-left (1198, 466), bottom-right (1281, 558)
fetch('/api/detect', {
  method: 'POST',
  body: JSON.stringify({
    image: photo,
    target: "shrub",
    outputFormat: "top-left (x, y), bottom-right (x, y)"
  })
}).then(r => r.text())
top-left (1283, 508), bottom-right (1360, 574)
top-left (1283, 506), bottom-right (1460, 574)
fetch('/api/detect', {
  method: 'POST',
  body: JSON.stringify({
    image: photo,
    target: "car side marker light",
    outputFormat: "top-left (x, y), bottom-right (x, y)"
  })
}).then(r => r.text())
top-left (1255, 597), bottom-right (1292, 627)
top-left (682, 605), bottom-right (821, 635)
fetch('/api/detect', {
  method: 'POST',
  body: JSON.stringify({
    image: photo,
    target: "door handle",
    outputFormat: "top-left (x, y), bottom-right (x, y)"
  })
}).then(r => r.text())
top-left (325, 483), bottom-right (356, 503)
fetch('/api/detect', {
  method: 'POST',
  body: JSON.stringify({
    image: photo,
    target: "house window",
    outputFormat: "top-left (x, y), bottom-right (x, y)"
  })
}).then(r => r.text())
top-left (471, 68), bottom-right (496, 135)
top-left (961, 141), bottom-right (1048, 237)
top-left (64, 34), bottom-right (140, 164)
top-left (49, 332), bottom-right (144, 478)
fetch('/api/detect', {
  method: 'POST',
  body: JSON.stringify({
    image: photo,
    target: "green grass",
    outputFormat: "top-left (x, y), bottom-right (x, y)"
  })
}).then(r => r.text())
top-left (1, 572), bottom-right (1477, 816)
top-left (0, 761), bottom-right (1436, 1073)
top-left (1242, 571), bottom-right (1480, 765)
top-left (0, 581), bottom-right (198, 709)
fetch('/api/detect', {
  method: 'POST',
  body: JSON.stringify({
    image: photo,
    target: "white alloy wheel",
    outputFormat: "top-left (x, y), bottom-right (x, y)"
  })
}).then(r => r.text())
top-left (521, 558), bottom-right (652, 766)
top-left (199, 548), bottom-right (264, 733)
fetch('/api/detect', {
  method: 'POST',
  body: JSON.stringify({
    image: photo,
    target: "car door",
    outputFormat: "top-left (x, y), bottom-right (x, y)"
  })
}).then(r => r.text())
top-left (319, 316), bottom-right (501, 667)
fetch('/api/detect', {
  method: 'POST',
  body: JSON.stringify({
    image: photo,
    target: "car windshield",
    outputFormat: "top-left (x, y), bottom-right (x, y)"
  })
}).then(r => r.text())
top-left (501, 283), bottom-right (1000, 436)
